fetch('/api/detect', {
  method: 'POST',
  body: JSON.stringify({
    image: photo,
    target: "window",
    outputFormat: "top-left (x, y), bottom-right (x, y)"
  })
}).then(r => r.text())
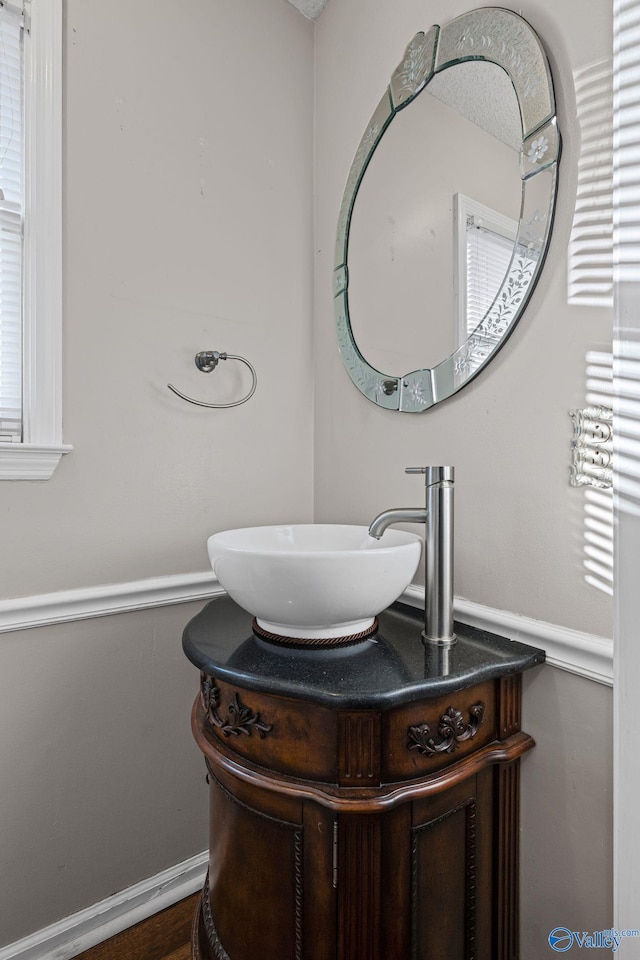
top-left (0, 8), bottom-right (22, 443)
top-left (454, 193), bottom-right (519, 348)
top-left (0, 0), bottom-right (69, 480)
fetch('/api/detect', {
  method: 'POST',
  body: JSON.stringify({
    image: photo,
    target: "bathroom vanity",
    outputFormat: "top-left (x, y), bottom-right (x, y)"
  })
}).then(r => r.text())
top-left (183, 597), bottom-right (544, 960)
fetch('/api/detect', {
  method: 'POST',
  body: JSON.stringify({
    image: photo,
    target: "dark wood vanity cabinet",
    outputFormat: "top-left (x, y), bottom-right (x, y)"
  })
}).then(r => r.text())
top-left (183, 599), bottom-right (544, 960)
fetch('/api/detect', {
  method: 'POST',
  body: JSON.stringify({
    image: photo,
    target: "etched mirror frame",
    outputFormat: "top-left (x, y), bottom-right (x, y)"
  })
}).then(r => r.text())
top-left (334, 7), bottom-right (560, 412)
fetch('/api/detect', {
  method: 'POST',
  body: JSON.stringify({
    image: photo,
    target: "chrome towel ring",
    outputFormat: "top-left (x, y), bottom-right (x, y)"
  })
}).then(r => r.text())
top-left (168, 351), bottom-right (257, 409)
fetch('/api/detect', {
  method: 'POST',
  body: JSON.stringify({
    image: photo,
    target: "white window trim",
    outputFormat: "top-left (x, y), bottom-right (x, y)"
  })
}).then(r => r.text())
top-left (0, 0), bottom-right (71, 480)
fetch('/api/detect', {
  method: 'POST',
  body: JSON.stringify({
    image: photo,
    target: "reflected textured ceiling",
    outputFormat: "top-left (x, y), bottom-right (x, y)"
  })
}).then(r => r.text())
top-left (428, 62), bottom-right (522, 151)
top-left (286, 0), bottom-right (329, 20)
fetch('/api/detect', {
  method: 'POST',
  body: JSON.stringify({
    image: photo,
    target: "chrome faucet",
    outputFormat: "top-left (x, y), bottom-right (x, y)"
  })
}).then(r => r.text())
top-left (368, 466), bottom-right (455, 646)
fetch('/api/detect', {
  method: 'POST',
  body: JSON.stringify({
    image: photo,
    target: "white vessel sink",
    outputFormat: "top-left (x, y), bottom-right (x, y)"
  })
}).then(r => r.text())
top-left (207, 524), bottom-right (422, 641)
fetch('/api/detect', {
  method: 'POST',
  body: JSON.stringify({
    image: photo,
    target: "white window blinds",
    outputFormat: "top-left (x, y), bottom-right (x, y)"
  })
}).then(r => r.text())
top-left (0, 6), bottom-right (23, 441)
top-left (455, 193), bottom-right (525, 345)
top-left (465, 225), bottom-right (516, 335)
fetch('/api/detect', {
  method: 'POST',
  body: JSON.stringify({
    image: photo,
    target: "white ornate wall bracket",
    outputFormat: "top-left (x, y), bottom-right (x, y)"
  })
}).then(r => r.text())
top-left (569, 406), bottom-right (613, 489)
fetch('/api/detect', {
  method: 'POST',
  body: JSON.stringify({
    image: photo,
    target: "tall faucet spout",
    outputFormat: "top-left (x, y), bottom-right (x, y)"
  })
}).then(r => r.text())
top-left (368, 508), bottom-right (427, 540)
top-left (368, 466), bottom-right (456, 647)
top-left (422, 467), bottom-right (455, 646)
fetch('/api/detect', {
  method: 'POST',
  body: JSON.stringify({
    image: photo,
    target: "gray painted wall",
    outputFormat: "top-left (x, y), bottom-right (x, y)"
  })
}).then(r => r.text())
top-left (521, 667), bottom-right (613, 957)
top-left (0, 603), bottom-right (208, 946)
top-left (313, 0), bottom-right (613, 640)
top-left (0, 0), bottom-right (314, 947)
top-left (0, 0), bottom-right (315, 602)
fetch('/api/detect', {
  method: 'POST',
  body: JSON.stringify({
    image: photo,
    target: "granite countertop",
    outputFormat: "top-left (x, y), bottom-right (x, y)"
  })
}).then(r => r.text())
top-left (182, 597), bottom-right (545, 710)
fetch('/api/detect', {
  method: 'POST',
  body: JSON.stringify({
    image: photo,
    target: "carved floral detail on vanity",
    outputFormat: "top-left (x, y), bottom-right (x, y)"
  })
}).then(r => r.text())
top-left (200, 672), bottom-right (273, 739)
top-left (408, 702), bottom-right (485, 756)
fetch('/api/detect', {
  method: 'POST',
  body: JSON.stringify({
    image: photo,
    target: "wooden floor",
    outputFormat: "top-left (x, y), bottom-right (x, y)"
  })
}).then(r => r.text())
top-left (74, 893), bottom-right (198, 960)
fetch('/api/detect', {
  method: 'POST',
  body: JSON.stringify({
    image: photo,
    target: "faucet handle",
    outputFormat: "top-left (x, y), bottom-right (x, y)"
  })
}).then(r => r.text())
top-left (405, 466), bottom-right (455, 484)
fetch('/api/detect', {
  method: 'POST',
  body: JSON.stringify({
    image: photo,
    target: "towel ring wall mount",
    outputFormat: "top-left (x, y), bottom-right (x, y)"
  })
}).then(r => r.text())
top-left (168, 351), bottom-right (257, 409)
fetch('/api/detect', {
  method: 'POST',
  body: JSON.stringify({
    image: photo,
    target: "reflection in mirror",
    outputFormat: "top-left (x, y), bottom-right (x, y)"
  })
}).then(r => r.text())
top-left (456, 193), bottom-right (519, 347)
top-left (348, 61), bottom-right (522, 376)
top-left (334, 8), bottom-right (560, 412)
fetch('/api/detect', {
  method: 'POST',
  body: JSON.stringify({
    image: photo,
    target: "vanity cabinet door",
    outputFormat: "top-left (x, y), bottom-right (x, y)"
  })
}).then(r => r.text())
top-left (331, 774), bottom-right (498, 960)
top-left (410, 771), bottom-right (494, 960)
top-left (410, 761), bottom-right (522, 960)
top-left (332, 766), bottom-right (507, 960)
top-left (203, 769), bottom-right (305, 960)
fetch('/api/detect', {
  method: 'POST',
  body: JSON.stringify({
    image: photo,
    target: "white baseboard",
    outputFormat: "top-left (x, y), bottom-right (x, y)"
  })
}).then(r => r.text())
top-left (0, 851), bottom-right (208, 960)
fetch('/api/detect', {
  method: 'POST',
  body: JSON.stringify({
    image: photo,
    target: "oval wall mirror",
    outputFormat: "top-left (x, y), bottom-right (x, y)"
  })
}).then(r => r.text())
top-left (334, 7), bottom-right (560, 412)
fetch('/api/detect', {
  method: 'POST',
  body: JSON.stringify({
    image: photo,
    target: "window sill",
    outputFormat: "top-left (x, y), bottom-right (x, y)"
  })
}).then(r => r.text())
top-left (0, 442), bottom-right (72, 480)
